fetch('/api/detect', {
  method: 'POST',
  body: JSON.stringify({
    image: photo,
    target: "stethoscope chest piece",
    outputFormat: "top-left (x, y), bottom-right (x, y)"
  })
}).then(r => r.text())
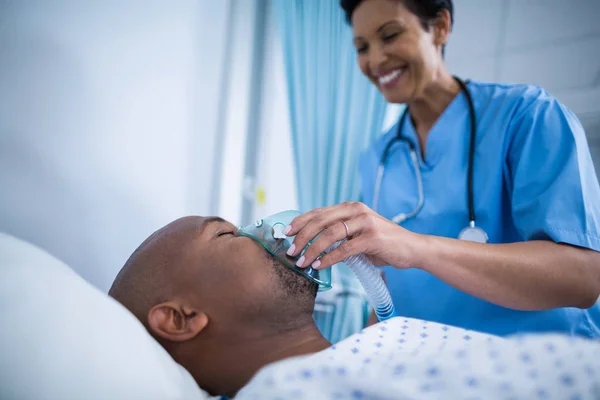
top-left (458, 221), bottom-right (488, 243)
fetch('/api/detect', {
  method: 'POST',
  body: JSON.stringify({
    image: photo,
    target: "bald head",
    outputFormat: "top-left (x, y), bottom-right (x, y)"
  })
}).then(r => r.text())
top-left (109, 216), bottom-right (207, 325)
top-left (109, 215), bottom-right (318, 334)
top-left (109, 215), bottom-right (323, 397)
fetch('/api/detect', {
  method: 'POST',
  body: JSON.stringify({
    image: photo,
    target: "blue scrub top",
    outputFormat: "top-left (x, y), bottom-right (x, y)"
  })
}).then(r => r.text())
top-left (359, 80), bottom-right (600, 338)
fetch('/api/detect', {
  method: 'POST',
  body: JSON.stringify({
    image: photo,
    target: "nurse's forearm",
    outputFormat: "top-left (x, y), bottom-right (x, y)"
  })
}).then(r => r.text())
top-left (413, 236), bottom-right (600, 311)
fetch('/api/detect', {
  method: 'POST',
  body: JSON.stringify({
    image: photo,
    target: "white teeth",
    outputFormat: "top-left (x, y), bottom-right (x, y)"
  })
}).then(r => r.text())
top-left (378, 69), bottom-right (402, 85)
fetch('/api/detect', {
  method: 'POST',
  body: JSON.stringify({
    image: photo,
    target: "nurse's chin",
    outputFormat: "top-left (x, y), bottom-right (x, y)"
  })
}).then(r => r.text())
top-left (375, 78), bottom-right (414, 104)
top-left (380, 90), bottom-right (414, 105)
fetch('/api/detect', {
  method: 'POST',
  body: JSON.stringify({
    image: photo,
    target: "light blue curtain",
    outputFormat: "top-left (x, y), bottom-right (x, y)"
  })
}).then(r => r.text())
top-left (274, 0), bottom-right (388, 343)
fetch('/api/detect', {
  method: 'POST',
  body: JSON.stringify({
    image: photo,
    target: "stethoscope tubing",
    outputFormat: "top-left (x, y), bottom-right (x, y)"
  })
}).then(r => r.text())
top-left (375, 76), bottom-right (478, 227)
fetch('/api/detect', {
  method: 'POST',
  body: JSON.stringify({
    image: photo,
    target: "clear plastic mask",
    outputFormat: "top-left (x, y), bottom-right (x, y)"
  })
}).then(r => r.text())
top-left (238, 210), bottom-right (332, 291)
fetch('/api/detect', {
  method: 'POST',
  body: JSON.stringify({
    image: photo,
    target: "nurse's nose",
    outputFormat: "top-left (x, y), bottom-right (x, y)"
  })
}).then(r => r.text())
top-left (367, 44), bottom-right (389, 74)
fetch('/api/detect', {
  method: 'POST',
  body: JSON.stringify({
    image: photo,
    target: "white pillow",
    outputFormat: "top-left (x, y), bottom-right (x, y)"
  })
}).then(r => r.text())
top-left (0, 232), bottom-right (210, 400)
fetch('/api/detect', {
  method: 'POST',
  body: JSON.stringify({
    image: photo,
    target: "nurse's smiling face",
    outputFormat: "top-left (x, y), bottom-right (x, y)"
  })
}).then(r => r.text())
top-left (352, 0), bottom-right (451, 104)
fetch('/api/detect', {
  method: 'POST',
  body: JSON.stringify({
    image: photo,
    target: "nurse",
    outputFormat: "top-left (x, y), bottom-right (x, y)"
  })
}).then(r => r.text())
top-left (284, 0), bottom-right (600, 337)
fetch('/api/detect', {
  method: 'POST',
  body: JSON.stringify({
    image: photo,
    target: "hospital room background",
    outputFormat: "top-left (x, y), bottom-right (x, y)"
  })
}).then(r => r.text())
top-left (1, 0), bottom-right (599, 296)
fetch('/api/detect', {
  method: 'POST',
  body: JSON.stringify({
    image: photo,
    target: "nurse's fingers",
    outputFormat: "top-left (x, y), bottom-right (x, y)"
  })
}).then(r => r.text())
top-left (286, 202), bottom-right (369, 257)
top-left (294, 220), bottom-right (353, 268)
top-left (313, 235), bottom-right (369, 270)
top-left (285, 203), bottom-right (351, 237)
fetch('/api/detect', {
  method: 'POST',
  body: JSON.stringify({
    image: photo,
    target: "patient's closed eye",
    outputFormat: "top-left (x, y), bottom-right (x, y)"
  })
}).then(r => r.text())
top-left (217, 231), bottom-right (235, 237)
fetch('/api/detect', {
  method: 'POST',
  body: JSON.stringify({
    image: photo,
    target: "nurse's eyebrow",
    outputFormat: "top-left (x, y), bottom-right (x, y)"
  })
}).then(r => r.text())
top-left (376, 21), bottom-right (400, 32)
top-left (354, 20), bottom-right (401, 40)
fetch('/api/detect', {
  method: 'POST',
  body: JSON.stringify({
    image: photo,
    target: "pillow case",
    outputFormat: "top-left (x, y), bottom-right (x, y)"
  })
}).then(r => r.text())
top-left (0, 232), bottom-right (209, 400)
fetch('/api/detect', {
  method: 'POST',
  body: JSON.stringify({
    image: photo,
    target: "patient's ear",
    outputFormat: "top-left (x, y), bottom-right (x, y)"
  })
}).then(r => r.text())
top-left (147, 301), bottom-right (208, 342)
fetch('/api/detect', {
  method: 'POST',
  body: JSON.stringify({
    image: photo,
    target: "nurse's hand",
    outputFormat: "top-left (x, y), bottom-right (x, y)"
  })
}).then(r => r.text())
top-left (284, 202), bottom-right (419, 270)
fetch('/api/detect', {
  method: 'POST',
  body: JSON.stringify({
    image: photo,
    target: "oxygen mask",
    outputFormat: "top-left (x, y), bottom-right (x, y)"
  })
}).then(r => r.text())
top-left (237, 210), bottom-right (332, 291)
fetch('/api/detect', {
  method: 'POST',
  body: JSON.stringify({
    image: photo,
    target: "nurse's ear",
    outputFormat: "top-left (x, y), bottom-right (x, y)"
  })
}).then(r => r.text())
top-left (431, 9), bottom-right (452, 49)
top-left (147, 301), bottom-right (208, 342)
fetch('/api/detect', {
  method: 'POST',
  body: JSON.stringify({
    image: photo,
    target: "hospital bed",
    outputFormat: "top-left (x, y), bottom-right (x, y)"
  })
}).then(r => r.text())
top-left (1, 232), bottom-right (598, 399)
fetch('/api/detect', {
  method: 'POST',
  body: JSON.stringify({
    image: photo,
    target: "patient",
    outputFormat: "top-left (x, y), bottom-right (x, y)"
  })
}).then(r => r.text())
top-left (111, 216), bottom-right (600, 399)
top-left (109, 216), bottom-right (330, 397)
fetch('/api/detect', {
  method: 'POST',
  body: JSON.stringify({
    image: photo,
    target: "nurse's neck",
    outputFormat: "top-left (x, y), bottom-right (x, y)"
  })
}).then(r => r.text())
top-left (408, 71), bottom-right (461, 156)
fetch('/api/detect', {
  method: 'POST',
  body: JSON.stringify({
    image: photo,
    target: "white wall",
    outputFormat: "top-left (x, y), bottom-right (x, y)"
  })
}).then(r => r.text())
top-left (446, 0), bottom-right (600, 177)
top-left (0, 0), bottom-right (232, 291)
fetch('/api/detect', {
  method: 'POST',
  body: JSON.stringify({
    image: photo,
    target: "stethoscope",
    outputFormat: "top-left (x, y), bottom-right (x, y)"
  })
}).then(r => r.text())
top-left (373, 76), bottom-right (488, 244)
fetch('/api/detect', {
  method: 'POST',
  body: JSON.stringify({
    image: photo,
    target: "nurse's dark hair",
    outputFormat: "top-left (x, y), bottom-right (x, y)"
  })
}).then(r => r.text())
top-left (340, 0), bottom-right (454, 30)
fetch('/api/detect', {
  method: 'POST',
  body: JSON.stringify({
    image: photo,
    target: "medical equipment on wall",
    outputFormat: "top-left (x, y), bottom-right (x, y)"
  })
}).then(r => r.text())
top-left (238, 210), bottom-right (397, 321)
top-left (373, 76), bottom-right (488, 244)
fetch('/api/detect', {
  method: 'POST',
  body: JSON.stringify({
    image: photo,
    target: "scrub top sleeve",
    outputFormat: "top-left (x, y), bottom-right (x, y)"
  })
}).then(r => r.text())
top-left (506, 91), bottom-right (600, 252)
